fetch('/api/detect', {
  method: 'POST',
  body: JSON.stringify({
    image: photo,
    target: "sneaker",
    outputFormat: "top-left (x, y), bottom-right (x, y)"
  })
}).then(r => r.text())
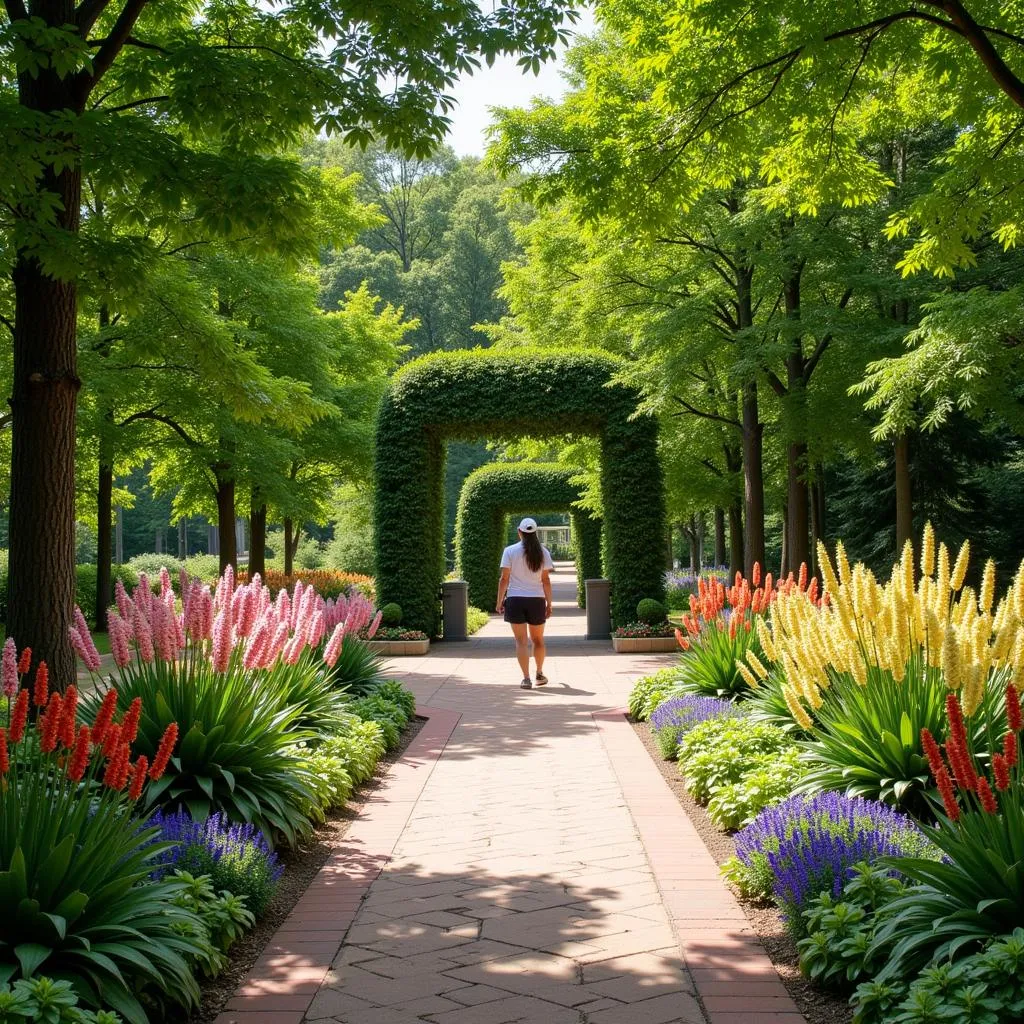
top-left (520, 678), bottom-right (532, 689)
top-left (535, 672), bottom-right (549, 686)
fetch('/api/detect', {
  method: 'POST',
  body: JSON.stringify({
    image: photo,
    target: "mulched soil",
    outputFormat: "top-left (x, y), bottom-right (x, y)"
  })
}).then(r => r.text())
top-left (631, 720), bottom-right (854, 1024)
top-left (191, 716), bottom-right (426, 1024)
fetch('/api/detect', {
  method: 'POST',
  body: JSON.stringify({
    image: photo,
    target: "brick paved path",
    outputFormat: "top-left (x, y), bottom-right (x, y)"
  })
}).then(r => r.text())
top-left (217, 567), bottom-right (805, 1024)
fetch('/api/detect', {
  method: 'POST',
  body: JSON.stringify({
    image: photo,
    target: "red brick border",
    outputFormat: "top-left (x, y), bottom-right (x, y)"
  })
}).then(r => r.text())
top-left (593, 707), bottom-right (806, 1024)
top-left (213, 705), bottom-right (462, 1024)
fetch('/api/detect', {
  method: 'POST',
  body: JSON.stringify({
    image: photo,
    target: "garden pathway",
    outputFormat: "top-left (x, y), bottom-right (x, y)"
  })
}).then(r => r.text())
top-left (216, 567), bottom-right (805, 1024)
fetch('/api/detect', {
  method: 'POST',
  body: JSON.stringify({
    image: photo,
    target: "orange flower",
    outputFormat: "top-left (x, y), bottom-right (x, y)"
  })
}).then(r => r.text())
top-left (38, 692), bottom-right (63, 754)
top-left (992, 753), bottom-right (1011, 792)
top-left (798, 562), bottom-right (808, 590)
top-left (33, 662), bottom-right (49, 708)
top-left (103, 742), bottom-right (131, 791)
top-left (66, 726), bottom-right (92, 783)
top-left (976, 776), bottom-right (998, 814)
top-left (57, 685), bottom-right (78, 749)
top-left (1007, 683), bottom-right (1022, 733)
top-left (120, 697), bottom-right (142, 744)
top-left (1004, 731), bottom-right (1018, 769)
top-left (101, 723), bottom-right (123, 759)
top-left (0, 728), bottom-right (8, 775)
top-left (17, 647), bottom-right (31, 675)
top-left (752, 562), bottom-right (762, 587)
top-left (921, 728), bottom-right (945, 780)
top-left (91, 689), bottom-right (118, 745)
top-left (128, 756), bottom-right (149, 801)
top-left (935, 765), bottom-right (960, 821)
top-left (149, 722), bottom-right (178, 780)
top-left (9, 689), bottom-right (28, 745)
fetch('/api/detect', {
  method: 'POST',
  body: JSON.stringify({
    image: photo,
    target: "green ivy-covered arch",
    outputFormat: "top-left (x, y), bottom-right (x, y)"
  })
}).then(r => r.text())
top-left (374, 349), bottom-right (666, 635)
top-left (454, 463), bottom-right (603, 613)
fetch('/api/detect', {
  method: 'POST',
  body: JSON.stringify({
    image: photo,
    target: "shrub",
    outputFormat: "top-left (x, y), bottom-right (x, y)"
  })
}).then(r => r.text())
top-left (466, 606), bottom-right (490, 635)
top-left (376, 349), bottom-right (665, 635)
top-left (371, 680), bottom-right (416, 719)
top-left (169, 870), bottom-right (255, 979)
top-left (0, 977), bottom-right (124, 1023)
top-left (627, 667), bottom-right (685, 721)
top-left (183, 554), bottom-right (222, 584)
top-left (871, 683), bottom-right (1024, 980)
top-left (299, 747), bottom-right (355, 820)
top-left (241, 568), bottom-right (375, 603)
top-left (319, 719), bottom-right (387, 785)
top-left (148, 809), bottom-right (283, 917)
top-left (726, 792), bottom-right (936, 936)
top-left (126, 553), bottom-right (185, 583)
top-left (664, 569), bottom-right (704, 610)
top-left (74, 563), bottom-right (140, 613)
top-left (649, 694), bottom-right (741, 759)
top-left (0, 654), bottom-right (205, 1021)
top-left (380, 602), bottom-right (403, 626)
top-left (636, 598), bottom-right (667, 625)
top-left (706, 749), bottom-right (806, 831)
top-left (349, 695), bottom-right (408, 751)
top-left (677, 717), bottom-right (796, 805)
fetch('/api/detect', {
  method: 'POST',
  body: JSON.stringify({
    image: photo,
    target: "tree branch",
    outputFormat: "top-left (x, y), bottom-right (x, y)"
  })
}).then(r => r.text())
top-left (765, 369), bottom-right (788, 398)
top-left (102, 95), bottom-right (169, 113)
top-left (803, 288), bottom-right (853, 383)
top-left (671, 395), bottom-right (741, 429)
top-left (83, 0), bottom-right (151, 97)
top-left (118, 408), bottom-right (198, 448)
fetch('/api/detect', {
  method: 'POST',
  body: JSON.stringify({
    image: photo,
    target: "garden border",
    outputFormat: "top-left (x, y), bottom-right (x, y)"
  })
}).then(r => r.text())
top-left (212, 704), bottom-right (462, 1024)
top-left (592, 707), bottom-right (806, 1024)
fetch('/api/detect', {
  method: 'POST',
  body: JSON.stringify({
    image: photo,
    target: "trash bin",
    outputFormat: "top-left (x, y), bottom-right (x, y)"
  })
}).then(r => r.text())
top-left (441, 580), bottom-right (469, 641)
top-left (585, 578), bottom-right (612, 639)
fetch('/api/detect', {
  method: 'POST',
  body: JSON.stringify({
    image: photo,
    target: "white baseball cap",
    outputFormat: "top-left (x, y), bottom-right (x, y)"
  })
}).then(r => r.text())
top-left (518, 517), bottom-right (538, 533)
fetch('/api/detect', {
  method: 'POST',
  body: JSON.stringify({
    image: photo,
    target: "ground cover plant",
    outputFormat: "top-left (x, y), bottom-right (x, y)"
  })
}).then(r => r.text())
top-left (627, 667), bottom-right (686, 721)
top-left (649, 694), bottom-right (741, 759)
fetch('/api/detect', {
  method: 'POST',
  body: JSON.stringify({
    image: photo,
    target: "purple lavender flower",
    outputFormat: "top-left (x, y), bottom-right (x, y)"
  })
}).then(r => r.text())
top-left (650, 695), bottom-right (741, 732)
top-left (734, 791), bottom-right (935, 936)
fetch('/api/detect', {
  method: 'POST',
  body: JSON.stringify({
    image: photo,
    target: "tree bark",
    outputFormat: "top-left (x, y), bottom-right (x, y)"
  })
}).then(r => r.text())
top-left (895, 432), bottom-right (913, 554)
top-left (741, 380), bottom-right (765, 577)
top-left (810, 466), bottom-right (826, 577)
top-left (783, 269), bottom-right (811, 574)
top-left (95, 457), bottom-right (113, 632)
top-left (249, 497), bottom-right (267, 578)
top-left (7, 11), bottom-right (83, 690)
top-left (728, 500), bottom-right (744, 580)
top-left (780, 502), bottom-right (789, 578)
top-left (714, 508), bottom-right (727, 568)
top-left (284, 518), bottom-right (295, 576)
top-left (215, 469), bottom-right (237, 572)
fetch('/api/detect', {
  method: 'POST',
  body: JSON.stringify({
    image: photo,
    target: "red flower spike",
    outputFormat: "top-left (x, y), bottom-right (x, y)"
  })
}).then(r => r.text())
top-left (101, 723), bottom-right (123, 759)
top-left (33, 662), bottom-right (49, 708)
top-left (764, 573), bottom-right (773, 595)
top-left (66, 726), bottom-right (92, 783)
top-left (945, 734), bottom-right (978, 792)
top-left (808, 578), bottom-right (819, 604)
top-left (57, 685), bottom-right (78, 749)
top-left (150, 722), bottom-right (178, 780)
top-left (992, 753), bottom-right (1011, 792)
top-left (91, 689), bottom-right (118, 745)
top-left (120, 698), bottom-right (142, 745)
top-left (128, 756), bottom-right (149, 801)
top-left (17, 647), bottom-right (31, 676)
top-left (0, 728), bottom-right (8, 775)
top-left (921, 728), bottom-right (945, 780)
top-left (753, 562), bottom-right (762, 587)
top-left (39, 692), bottom-right (62, 754)
top-left (1007, 683), bottom-right (1022, 733)
top-left (935, 766), bottom-right (960, 821)
top-left (9, 689), bottom-right (28, 745)
top-left (1004, 731), bottom-right (1018, 769)
top-left (798, 563), bottom-right (808, 591)
top-left (102, 742), bottom-right (130, 791)
top-left (977, 776), bottom-right (999, 814)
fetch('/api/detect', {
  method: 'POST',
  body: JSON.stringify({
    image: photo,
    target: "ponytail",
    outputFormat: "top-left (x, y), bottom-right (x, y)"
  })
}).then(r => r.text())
top-left (521, 530), bottom-right (544, 572)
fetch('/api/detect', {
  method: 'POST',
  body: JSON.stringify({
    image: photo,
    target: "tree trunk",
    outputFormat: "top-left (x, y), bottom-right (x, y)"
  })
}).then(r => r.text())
top-left (284, 518), bottom-right (295, 576)
top-left (249, 498), bottom-right (267, 578)
top-left (895, 432), bottom-right (913, 553)
top-left (741, 380), bottom-right (766, 577)
top-left (811, 465), bottom-right (826, 576)
top-left (95, 457), bottom-right (113, 632)
top-left (787, 440), bottom-right (810, 574)
top-left (7, 35), bottom-right (83, 690)
top-left (728, 500), bottom-right (744, 580)
top-left (215, 471), bottom-right (237, 572)
top-left (783, 269), bottom-right (811, 574)
top-left (687, 522), bottom-right (698, 574)
top-left (714, 508), bottom-right (727, 568)
top-left (780, 502), bottom-right (789, 578)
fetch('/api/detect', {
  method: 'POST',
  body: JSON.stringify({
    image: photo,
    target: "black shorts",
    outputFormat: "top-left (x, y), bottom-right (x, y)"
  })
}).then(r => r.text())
top-left (504, 596), bottom-right (547, 626)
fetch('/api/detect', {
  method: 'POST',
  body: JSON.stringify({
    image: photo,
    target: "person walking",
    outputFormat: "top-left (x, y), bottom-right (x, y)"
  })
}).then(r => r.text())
top-left (495, 517), bottom-right (554, 689)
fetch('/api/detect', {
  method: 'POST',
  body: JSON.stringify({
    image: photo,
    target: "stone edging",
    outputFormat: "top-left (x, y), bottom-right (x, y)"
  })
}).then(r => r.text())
top-left (365, 639), bottom-right (431, 656)
top-left (611, 635), bottom-right (678, 653)
top-left (213, 704), bottom-right (462, 1024)
top-left (592, 707), bottom-right (806, 1024)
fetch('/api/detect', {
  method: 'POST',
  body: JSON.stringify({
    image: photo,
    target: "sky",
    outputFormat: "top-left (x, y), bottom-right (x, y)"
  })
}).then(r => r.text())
top-left (444, 8), bottom-right (597, 157)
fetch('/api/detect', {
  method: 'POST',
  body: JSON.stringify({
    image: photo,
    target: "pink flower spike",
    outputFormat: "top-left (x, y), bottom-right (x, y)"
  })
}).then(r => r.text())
top-left (73, 608), bottom-right (102, 671)
top-left (132, 601), bottom-right (154, 663)
top-left (211, 610), bottom-right (232, 673)
top-left (367, 610), bottom-right (383, 640)
top-left (136, 574), bottom-right (152, 616)
top-left (336, 594), bottom-right (349, 623)
top-left (305, 609), bottom-right (325, 647)
top-left (2, 639), bottom-right (18, 697)
top-left (237, 587), bottom-right (257, 638)
top-left (108, 614), bottom-right (132, 669)
top-left (290, 581), bottom-right (304, 630)
top-left (159, 567), bottom-right (172, 598)
top-left (282, 635), bottom-right (304, 666)
top-left (243, 620), bottom-right (270, 670)
top-left (115, 578), bottom-right (131, 620)
top-left (68, 626), bottom-right (90, 668)
top-left (151, 601), bottom-right (172, 662)
top-left (323, 623), bottom-right (345, 667)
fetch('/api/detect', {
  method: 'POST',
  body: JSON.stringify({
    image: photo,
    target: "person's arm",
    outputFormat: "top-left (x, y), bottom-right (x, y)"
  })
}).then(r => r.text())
top-left (496, 567), bottom-right (511, 613)
top-left (542, 569), bottom-right (552, 619)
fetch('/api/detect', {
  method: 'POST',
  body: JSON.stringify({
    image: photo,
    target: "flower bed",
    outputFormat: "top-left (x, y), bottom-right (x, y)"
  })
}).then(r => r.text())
top-left (0, 564), bottom-right (417, 1022)
top-left (612, 620), bottom-right (678, 652)
top-left (626, 526), bottom-right (1024, 1024)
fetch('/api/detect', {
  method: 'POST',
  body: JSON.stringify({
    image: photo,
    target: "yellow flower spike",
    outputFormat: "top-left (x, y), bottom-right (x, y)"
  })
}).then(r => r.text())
top-left (921, 522), bottom-right (936, 577)
top-left (746, 651), bottom-right (769, 680)
top-left (817, 540), bottom-right (839, 596)
top-left (736, 660), bottom-right (759, 690)
top-left (941, 625), bottom-right (961, 689)
top-left (850, 652), bottom-right (867, 686)
top-left (936, 544), bottom-right (951, 603)
top-left (962, 664), bottom-right (985, 717)
top-left (926, 610), bottom-right (943, 669)
top-left (756, 617), bottom-right (778, 662)
top-left (950, 540), bottom-right (970, 592)
top-left (783, 685), bottom-right (814, 731)
top-left (836, 541), bottom-right (853, 589)
top-left (1014, 563), bottom-right (1024, 620)
top-left (980, 559), bottom-right (996, 614)
top-left (891, 646), bottom-right (907, 683)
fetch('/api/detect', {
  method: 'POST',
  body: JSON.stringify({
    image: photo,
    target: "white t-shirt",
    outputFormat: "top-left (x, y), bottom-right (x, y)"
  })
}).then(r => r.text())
top-left (500, 541), bottom-right (554, 598)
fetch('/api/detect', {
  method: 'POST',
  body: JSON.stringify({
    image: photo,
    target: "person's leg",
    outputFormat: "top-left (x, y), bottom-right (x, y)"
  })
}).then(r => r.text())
top-left (528, 622), bottom-right (546, 681)
top-left (510, 622), bottom-right (531, 683)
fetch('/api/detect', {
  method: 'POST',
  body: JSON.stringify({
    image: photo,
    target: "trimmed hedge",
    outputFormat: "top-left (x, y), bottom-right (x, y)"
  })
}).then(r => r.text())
top-left (454, 463), bottom-right (602, 612)
top-left (374, 349), bottom-right (665, 635)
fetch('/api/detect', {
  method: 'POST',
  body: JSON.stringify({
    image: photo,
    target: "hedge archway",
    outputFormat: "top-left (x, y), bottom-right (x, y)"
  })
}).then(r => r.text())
top-left (454, 463), bottom-right (603, 612)
top-left (374, 349), bottom-right (666, 635)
